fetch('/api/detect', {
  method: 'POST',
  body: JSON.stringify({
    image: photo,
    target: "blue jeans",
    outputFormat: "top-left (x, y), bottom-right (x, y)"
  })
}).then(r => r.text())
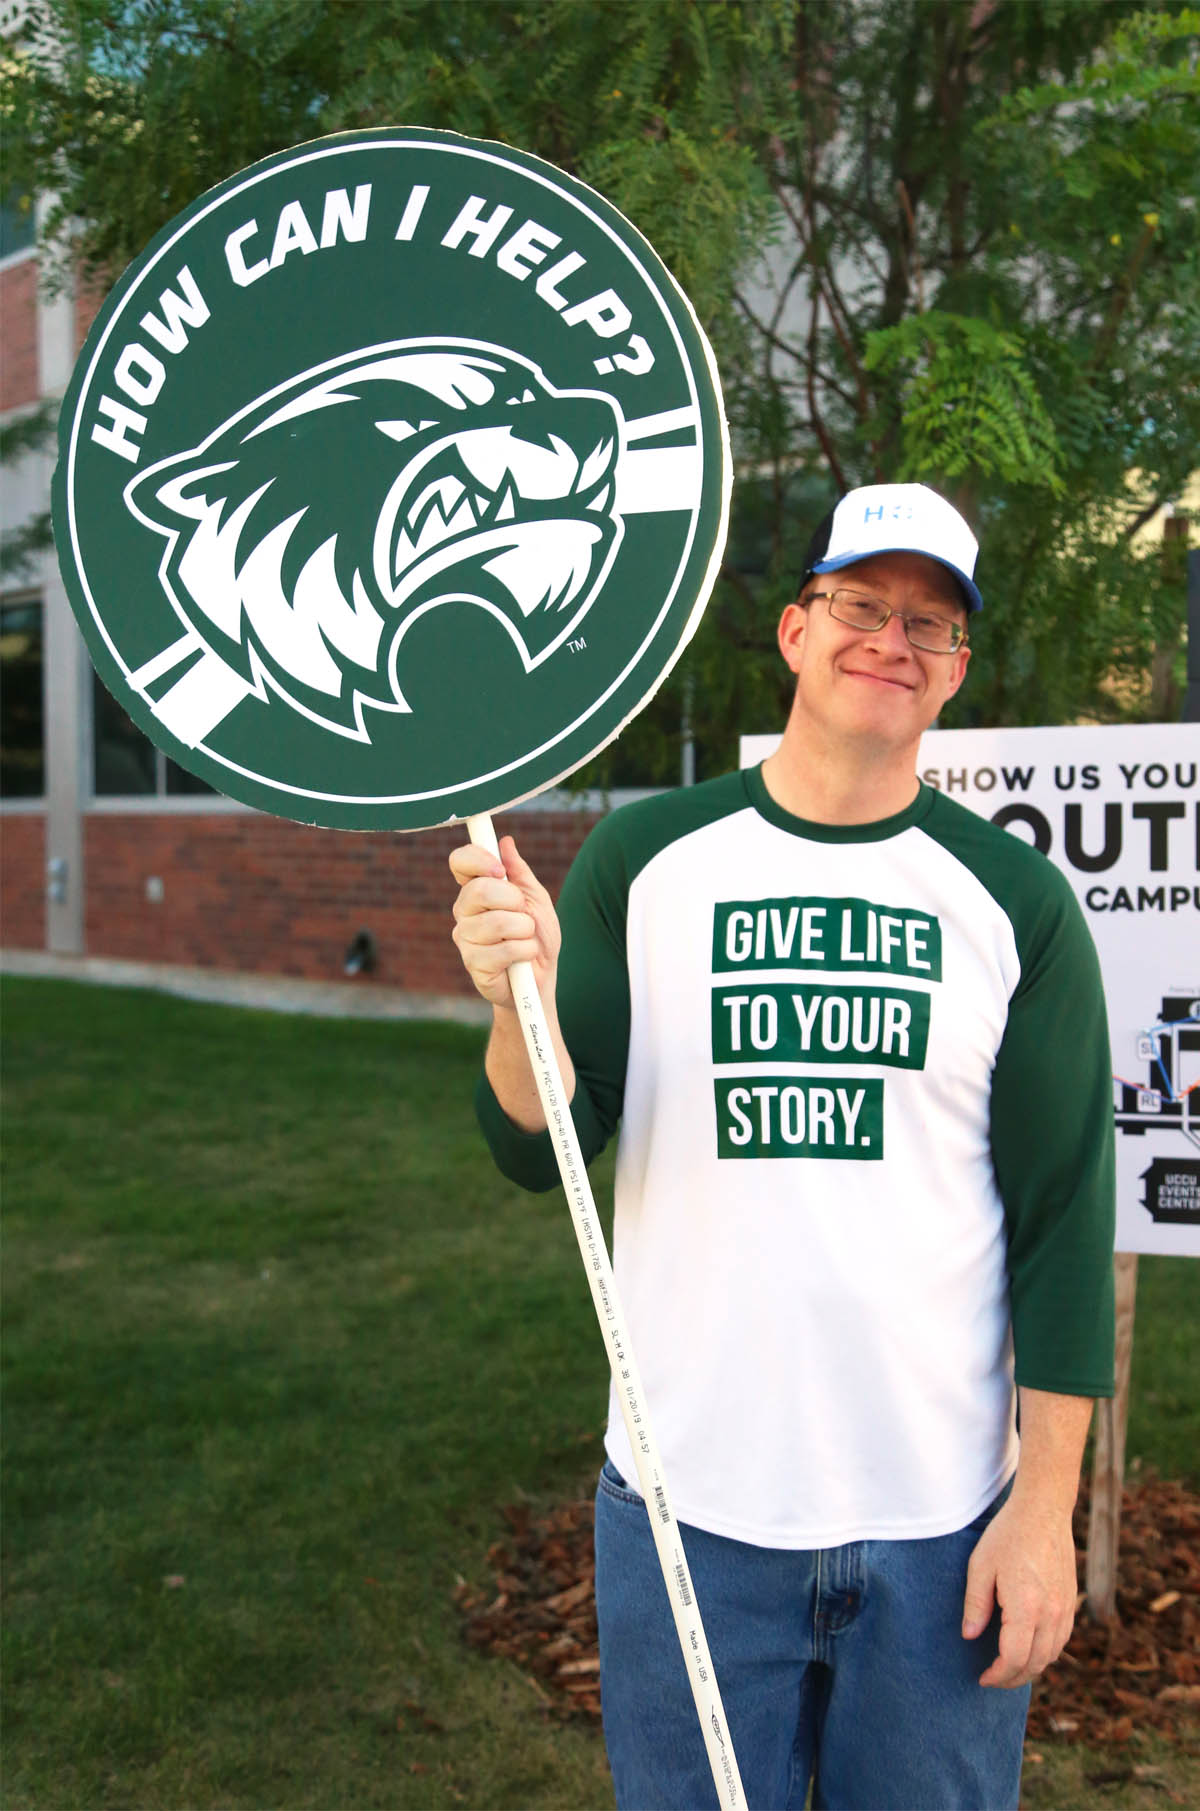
top-left (594, 1461), bottom-right (1030, 1811)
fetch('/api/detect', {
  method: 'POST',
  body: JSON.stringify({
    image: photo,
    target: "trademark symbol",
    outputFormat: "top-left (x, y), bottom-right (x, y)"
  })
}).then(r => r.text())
top-left (568, 636), bottom-right (587, 652)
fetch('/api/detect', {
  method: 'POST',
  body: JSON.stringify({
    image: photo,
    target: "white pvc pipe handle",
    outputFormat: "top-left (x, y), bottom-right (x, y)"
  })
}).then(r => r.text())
top-left (467, 812), bottom-right (745, 1810)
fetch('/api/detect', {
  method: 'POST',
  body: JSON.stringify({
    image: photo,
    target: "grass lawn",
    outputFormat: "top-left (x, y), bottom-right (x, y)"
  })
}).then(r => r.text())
top-left (3, 976), bottom-right (1198, 1810)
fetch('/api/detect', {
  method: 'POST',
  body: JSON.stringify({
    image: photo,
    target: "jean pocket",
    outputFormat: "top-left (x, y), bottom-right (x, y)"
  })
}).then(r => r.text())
top-left (598, 1458), bottom-right (645, 1506)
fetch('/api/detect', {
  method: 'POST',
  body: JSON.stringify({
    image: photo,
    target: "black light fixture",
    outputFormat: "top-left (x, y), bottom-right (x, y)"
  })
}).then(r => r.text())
top-left (343, 928), bottom-right (377, 976)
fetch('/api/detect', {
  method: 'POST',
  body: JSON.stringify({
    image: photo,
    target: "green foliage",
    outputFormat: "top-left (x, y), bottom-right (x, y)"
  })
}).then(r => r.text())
top-left (0, 400), bottom-right (57, 580)
top-left (0, 508), bottom-right (54, 582)
top-left (2, 0), bottom-right (778, 318)
top-left (998, 6), bottom-right (1200, 121)
top-left (719, 0), bottom-right (1198, 742)
top-left (0, 397), bottom-right (57, 463)
top-left (863, 314), bottom-right (1065, 493)
top-left (2, 0), bottom-right (1196, 772)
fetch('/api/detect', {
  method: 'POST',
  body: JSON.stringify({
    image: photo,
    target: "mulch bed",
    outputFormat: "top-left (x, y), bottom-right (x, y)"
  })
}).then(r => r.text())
top-left (1025, 1471), bottom-right (1200, 1750)
top-left (454, 1470), bottom-right (1199, 1747)
top-left (456, 1498), bottom-right (603, 1721)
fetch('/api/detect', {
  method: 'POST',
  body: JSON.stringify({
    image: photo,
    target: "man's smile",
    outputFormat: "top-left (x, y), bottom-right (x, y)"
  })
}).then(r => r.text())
top-left (841, 664), bottom-right (919, 692)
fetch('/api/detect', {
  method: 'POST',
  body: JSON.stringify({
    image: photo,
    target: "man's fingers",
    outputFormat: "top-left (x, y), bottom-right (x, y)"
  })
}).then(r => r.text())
top-left (965, 1493), bottom-right (1079, 1690)
top-left (450, 839), bottom-right (552, 924)
top-left (979, 1596), bottom-right (1073, 1688)
top-left (1014, 1600), bottom-right (1074, 1685)
top-left (979, 1614), bottom-right (1035, 1688)
top-left (454, 907), bottom-right (537, 948)
top-left (961, 1559), bottom-right (996, 1641)
top-left (1027, 1626), bottom-right (1063, 1678)
top-left (448, 843), bottom-right (505, 886)
top-left (499, 834), bottom-right (551, 901)
top-left (449, 832), bottom-right (560, 1006)
top-left (451, 919), bottom-right (540, 998)
top-left (454, 935), bottom-right (539, 982)
top-left (975, 1584), bottom-right (1076, 1687)
top-left (452, 876), bottom-right (528, 924)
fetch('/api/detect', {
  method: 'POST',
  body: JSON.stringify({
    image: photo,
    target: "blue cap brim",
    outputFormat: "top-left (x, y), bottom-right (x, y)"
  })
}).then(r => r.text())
top-left (812, 548), bottom-right (983, 613)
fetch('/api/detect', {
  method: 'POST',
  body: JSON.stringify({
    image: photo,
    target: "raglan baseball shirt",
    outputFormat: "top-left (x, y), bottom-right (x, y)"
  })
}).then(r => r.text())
top-left (477, 766), bottom-right (1116, 1549)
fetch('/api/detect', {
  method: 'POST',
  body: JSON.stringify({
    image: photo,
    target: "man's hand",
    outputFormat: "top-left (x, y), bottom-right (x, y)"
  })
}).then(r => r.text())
top-left (450, 834), bottom-right (562, 1009)
top-left (962, 1491), bottom-right (1079, 1688)
top-left (961, 1388), bottom-right (1093, 1689)
top-left (449, 833), bottom-right (575, 1134)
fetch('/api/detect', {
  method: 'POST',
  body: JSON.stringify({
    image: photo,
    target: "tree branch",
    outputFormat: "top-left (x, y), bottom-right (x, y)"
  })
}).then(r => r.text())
top-left (1122, 494), bottom-right (1173, 541)
top-left (816, 264), bottom-right (873, 422)
top-left (731, 291), bottom-right (857, 408)
top-left (896, 178), bottom-right (925, 313)
top-left (1089, 219), bottom-right (1159, 372)
top-left (805, 287), bottom-right (848, 492)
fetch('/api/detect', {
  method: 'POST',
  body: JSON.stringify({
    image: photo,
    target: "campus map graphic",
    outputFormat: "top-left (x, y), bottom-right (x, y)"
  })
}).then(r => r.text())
top-left (1114, 993), bottom-right (1200, 1150)
top-left (1114, 993), bottom-right (1200, 1227)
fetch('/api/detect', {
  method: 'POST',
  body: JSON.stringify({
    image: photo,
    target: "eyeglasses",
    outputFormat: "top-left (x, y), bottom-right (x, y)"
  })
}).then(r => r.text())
top-left (809, 589), bottom-right (968, 654)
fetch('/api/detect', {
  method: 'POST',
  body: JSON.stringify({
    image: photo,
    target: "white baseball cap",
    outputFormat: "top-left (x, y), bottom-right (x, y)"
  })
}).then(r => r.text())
top-left (801, 482), bottom-right (982, 612)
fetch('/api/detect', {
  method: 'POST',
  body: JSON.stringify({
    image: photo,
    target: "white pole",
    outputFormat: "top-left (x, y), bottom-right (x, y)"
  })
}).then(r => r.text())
top-left (467, 811), bottom-right (745, 1811)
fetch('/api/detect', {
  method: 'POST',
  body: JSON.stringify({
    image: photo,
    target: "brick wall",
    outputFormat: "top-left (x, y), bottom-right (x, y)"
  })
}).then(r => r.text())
top-left (83, 807), bottom-right (600, 993)
top-left (74, 276), bottom-right (105, 353)
top-left (0, 814), bottom-right (46, 949)
top-left (4, 254), bottom-right (605, 996)
top-left (0, 259), bottom-right (39, 410)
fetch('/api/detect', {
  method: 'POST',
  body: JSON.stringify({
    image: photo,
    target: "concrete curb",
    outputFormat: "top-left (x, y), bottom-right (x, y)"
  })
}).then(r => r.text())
top-left (0, 948), bottom-right (491, 1026)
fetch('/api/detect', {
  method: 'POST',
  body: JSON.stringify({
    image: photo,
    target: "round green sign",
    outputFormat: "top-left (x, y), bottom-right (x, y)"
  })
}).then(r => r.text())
top-left (54, 128), bottom-right (730, 830)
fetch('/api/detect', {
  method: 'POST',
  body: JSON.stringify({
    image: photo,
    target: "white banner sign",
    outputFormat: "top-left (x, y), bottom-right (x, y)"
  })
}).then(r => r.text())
top-left (740, 723), bottom-right (1200, 1258)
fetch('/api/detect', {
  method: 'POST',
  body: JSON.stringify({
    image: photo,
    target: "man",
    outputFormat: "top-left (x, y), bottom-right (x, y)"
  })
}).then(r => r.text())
top-left (449, 482), bottom-right (1115, 1811)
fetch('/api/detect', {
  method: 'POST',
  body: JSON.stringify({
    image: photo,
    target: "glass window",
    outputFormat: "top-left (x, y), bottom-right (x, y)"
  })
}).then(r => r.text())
top-left (0, 190), bottom-right (36, 260)
top-left (93, 673), bottom-right (156, 794)
top-left (0, 598), bottom-right (45, 797)
top-left (165, 756), bottom-right (217, 795)
top-left (92, 673), bottom-right (215, 797)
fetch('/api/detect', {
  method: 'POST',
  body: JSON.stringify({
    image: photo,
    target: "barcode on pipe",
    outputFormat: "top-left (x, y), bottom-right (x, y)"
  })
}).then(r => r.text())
top-left (653, 1485), bottom-right (670, 1525)
top-left (673, 1563), bottom-right (693, 1607)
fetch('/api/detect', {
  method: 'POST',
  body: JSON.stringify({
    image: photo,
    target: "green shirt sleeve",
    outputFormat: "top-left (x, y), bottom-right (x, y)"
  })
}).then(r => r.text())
top-left (988, 860), bottom-right (1116, 1397)
top-left (924, 791), bottom-right (1116, 1398)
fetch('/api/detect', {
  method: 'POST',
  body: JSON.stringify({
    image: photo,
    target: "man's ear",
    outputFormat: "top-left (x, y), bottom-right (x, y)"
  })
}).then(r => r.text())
top-left (778, 601), bottom-right (809, 675)
top-left (944, 642), bottom-right (971, 700)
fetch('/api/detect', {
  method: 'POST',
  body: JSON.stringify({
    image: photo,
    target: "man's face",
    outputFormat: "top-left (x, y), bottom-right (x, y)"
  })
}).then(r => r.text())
top-left (777, 551), bottom-right (971, 756)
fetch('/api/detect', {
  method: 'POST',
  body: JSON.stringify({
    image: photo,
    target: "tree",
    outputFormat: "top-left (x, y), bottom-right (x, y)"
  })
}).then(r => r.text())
top-left (0, 0), bottom-right (777, 772)
top-left (3, 0), bottom-right (1197, 781)
top-left (727, 0), bottom-right (1200, 739)
top-left (2, 0), bottom-right (776, 322)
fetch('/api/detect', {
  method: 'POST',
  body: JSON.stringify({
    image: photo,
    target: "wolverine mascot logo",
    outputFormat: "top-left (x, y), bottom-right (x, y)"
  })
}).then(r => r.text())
top-left (126, 340), bottom-right (624, 739)
top-left (56, 129), bottom-right (729, 828)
